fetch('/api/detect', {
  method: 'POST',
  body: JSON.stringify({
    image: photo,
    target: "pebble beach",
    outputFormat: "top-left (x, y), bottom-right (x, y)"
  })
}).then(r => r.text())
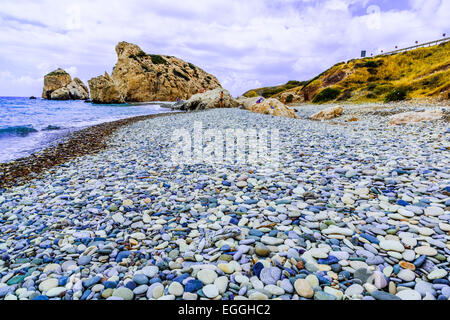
top-left (0, 103), bottom-right (449, 301)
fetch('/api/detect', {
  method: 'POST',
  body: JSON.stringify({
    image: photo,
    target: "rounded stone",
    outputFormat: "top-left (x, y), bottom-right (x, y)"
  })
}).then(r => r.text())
top-left (168, 282), bottom-right (184, 297)
top-left (236, 181), bottom-right (247, 188)
top-left (197, 269), bottom-right (218, 285)
top-left (141, 265), bottom-right (159, 278)
top-left (305, 274), bottom-right (319, 288)
top-left (102, 288), bottom-right (114, 299)
top-left (259, 267), bottom-right (281, 285)
top-left (217, 263), bottom-right (234, 274)
top-left (78, 255), bottom-right (92, 266)
top-left (248, 292), bottom-right (268, 300)
top-left (396, 289), bottom-right (421, 300)
top-left (203, 284), bottom-right (219, 299)
top-left (214, 276), bottom-right (229, 294)
top-left (424, 206), bottom-right (444, 216)
top-left (264, 284), bottom-right (285, 296)
top-left (255, 244), bottom-right (270, 257)
top-left (38, 278), bottom-right (58, 292)
top-left (379, 240), bottom-right (405, 253)
top-left (402, 250), bottom-right (416, 262)
top-left (415, 246), bottom-right (437, 256)
top-left (46, 287), bottom-right (66, 297)
top-left (294, 279), bottom-right (314, 298)
top-left (133, 274), bottom-right (149, 285)
top-left (397, 269), bottom-right (416, 282)
top-left (372, 290), bottom-right (401, 300)
top-left (414, 281), bottom-right (435, 297)
top-left (112, 287), bottom-right (134, 300)
top-left (345, 284), bottom-right (364, 297)
top-left (147, 283), bottom-right (164, 299)
top-left (427, 269), bottom-right (448, 280)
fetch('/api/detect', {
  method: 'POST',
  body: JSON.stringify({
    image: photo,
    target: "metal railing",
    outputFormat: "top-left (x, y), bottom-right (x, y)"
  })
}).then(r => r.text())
top-left (377, 37), bottom-right (450, 57)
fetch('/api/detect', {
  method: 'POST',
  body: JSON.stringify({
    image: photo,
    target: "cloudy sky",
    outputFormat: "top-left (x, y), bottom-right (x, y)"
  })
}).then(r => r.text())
top-left (0, 0), bottom-right (449, 97)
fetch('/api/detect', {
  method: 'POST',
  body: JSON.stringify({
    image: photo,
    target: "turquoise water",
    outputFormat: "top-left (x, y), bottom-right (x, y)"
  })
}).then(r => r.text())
top-left (0, 97), bottom-right (176, 163)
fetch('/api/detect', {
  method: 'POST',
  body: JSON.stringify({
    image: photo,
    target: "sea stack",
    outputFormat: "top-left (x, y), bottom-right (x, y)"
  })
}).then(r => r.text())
top-left (88, 41), bottom-right (221, 104)
top-left (42, 68), bottom-right (90, 100)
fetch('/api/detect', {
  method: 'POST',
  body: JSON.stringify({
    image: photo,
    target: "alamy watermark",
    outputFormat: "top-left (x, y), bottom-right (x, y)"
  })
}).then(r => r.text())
top-left (170, 121), bottom-right (280, 167)
top-left (366, 5), bottom-right (381, 30)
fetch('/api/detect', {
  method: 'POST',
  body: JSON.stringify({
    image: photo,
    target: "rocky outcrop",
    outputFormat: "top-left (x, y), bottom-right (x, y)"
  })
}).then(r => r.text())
top-left (88, 72), bottom-right (125, 104)
top-left (278, 92), bottom-right (302, 104)
top-left (249, 98), bottom-right (297, 118)
top-left (89, 41), bottom-right (221, 104)
top-left (310, 106), bottom-right (344, 120)
top-left (389, 110), bottom-right (443, 125)
top-left (50, 78), bottom-right (90, 100)
top-left (67, 78), bottom-right (90, 100)
top-left (172, 88), bottom-right (238, 111)
top-left (42, 68), bottom-right (89, 100)
top-left (237, 96), bottom-right (264, 110)
top-left (50, 87), bottom-right (70, 100)
top-left (42, 68), bottom-right (72, 99)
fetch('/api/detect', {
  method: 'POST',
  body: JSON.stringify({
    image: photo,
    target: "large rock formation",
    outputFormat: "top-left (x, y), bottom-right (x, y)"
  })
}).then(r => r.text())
top-left (42, 68), bottom-right (89, 100)
top-left (89, 41), bottom-right (221, 104)
top-left (389, 110), bottom-right (443, 125)
top-left (42, 69), bottom-right (72, 99)
top-left (67, 78), bottom-right (90, 100)
top-left (88, 72), bottom-right (125, 104)
top-left (172, 88), bottom-right (238, 111)
top-left (50, 87), bottom-right (71, 100)
top-left (310, 106), bottom-right (344, 120)
top-left (249, 98), bottom-right (298, 118)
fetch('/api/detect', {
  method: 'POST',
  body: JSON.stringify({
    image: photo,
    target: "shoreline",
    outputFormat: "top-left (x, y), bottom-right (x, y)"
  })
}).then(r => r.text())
top-left (1, 100), bottom-right (448, 190)
top-left (0, 111), bottom-right (181, 189)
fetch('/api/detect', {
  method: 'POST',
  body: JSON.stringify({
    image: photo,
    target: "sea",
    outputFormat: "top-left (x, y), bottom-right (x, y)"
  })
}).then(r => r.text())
top-left (0, 97), bottom-right (177, 163)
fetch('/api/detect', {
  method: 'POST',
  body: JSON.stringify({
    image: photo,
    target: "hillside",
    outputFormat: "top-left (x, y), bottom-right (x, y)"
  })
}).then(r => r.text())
top-left (243, 41), bottom-right (450, 104)
top-left (243, 81), bottom-right (307, 100)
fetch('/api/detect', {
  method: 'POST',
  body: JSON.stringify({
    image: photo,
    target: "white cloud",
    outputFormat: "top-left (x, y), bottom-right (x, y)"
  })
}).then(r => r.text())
top-left (221, 72), bottom-right (263, 98)
top-left (0, 71), bottom-right (41, 96)
top-left (324, 0), bottom-right (349, 11)
top-left (0, 0), bottom-right (449, 97)
top-left (66, 66), bottom-right (78, 77)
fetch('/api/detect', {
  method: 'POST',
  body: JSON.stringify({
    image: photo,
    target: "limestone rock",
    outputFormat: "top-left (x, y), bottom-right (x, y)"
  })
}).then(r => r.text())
top-left (42, 68), bottom-right (90, 101)
top-left (50, 87), bottom-right (71, 100)
top-left (310, 106), bottom-right (344, 120)
top-left (50, 78), bottom-right (89, 100)
top-left (237, 96), bottom-right (264, 110)
top-left (89, 41), bottom-right (221, 103)
top-left (278, 91), bottom-right (302, 104)
top-left (42, 68), bottom-right (72, 99)
top-left (88, 72), bottom-right (125, 104)
top-left (67, 78), bottom-right (90, 100)
top-left (249, 98), bottom-right (297, 118)
top-left (389, 110), bottom-right (443, 125)
top-left (294, 279), bottom-right (314, 298)
top-left (174, 88), bottom-right (238, 111)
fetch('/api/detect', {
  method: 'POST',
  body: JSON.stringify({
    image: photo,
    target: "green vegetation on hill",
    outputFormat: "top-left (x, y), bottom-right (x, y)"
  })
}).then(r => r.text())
top-left (45, 69), bottom-right (69, 77)
top-left (173, 69), bottom-right (190, 81)
top-left (129, 51), bottom-right (167, 65)
top-left (242, 41), bottom-right (450, 103)
top-left (312, 88), bottom-right (341, 103)
top-left (243, 80), bottom-right (307, 98)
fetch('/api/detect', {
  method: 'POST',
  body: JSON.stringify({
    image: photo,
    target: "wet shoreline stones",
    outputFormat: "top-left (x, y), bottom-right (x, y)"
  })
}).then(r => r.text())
top-left (0, 112), bottom-right (180, 189)
top-left (0, 103), bottom-right (449, 300)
